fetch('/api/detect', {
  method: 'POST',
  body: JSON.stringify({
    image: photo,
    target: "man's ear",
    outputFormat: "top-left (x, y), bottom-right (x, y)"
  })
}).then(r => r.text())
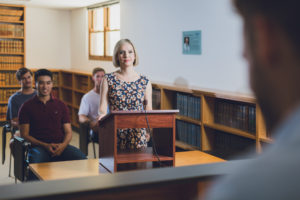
top-left (253, 16), bottom-right (279, 68)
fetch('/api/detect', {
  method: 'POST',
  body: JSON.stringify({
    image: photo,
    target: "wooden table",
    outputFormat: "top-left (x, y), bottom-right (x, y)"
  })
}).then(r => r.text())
top-left (29, 151), bottom-right (225, 181)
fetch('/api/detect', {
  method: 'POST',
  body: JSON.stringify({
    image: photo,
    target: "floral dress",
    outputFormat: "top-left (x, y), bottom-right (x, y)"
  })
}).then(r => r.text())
top-left (105, 72), bottom-right (149, 150)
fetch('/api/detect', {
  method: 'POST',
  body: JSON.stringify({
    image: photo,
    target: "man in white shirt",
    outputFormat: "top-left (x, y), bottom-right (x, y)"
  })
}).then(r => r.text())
top-left (78, 68), bottom-right (106, 154)
top-left (206, 1), bottom-right (300, 199)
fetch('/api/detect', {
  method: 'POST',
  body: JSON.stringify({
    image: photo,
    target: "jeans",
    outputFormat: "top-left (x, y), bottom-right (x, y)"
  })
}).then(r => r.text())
top-left (28, 145), bottom-right (87, 163)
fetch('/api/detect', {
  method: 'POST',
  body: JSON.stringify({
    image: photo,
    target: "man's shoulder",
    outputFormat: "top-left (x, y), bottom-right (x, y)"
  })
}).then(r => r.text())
top-left (8, 91), bottom-right (22, 101)
top-left (83, 90), bottom-right (99, 99)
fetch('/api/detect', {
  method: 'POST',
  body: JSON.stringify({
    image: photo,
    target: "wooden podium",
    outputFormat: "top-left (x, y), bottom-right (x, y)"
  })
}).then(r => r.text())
top-left (98, 110), bottom-right (179, 172)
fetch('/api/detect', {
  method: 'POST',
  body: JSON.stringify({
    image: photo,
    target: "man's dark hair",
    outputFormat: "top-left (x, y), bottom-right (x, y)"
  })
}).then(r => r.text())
top-left (35, 69), bottom-right (53, 81)
top-left (233, 0), bottom-right (300, 53)
top-left (92, 67), bottom-right (105, 76)
top-left (16, 67), bottom-right (33, 81)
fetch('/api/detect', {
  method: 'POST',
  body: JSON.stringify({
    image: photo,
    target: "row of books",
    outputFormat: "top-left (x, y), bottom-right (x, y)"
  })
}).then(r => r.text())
top-left (213, 130), bottom-right (255, 159)
top-left (152, 88), bottom-right (161, 109)
top-left (214, 100), bottom-right (256, 134)
top-left (0, 88), bottom-right (18, 101)
top-left (0, 63), bottom-right (23, 70)
top-left (0, 40), bottom-right (23, 53)
top-left (176, 92), bottom-right (201, 120)
top-left (0, 105), bottom-right (7, 121)
top-left (0, 55), bottom-right (23, 63)
top-left (176, 119), bottom-right (201, 148)
top-left (0, 71), bottom-right (18, 86)
top-left (0, 24), bottom-right (24, 37)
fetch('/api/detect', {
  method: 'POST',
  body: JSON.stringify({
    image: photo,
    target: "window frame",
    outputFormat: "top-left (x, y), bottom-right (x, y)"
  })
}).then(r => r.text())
top-left (88, 4), bottom-right (120, 61)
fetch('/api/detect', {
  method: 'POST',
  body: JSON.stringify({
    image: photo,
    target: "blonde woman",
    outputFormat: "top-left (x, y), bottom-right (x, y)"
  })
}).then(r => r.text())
top-left (98, 39), bottom-right (152, 150)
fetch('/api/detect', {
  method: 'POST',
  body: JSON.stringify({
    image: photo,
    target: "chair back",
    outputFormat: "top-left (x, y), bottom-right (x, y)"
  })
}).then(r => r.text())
top-left (12, 136), bottom-right (30, 182)
top-left (2, 123), bottom-right (11, 165)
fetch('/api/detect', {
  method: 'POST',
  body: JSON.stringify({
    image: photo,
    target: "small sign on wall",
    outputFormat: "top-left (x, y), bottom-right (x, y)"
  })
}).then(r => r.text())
top-left (182, 30), bottom-right (202, 55)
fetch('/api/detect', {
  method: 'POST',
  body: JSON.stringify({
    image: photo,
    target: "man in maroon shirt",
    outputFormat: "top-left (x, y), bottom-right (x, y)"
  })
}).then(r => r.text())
top-left (19, 69), bottom-right (86, 167)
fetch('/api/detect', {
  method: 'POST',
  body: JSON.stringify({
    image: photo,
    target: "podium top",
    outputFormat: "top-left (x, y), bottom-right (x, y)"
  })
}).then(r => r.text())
top-left (98, 109), bottom-right (179, 124)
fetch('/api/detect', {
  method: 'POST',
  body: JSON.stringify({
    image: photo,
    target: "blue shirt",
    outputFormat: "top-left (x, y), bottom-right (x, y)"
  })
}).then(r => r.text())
top-left (6, 91), bottom-right (37, 121)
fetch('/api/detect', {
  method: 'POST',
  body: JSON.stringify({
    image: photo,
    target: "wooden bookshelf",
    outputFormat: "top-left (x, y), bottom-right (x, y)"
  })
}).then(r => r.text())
top-left (0, 4), bottom-right (25, 122)
top-left (59, 70), bottom-right (93, 128)
top-left (152, 82), bottom-right (270, 159)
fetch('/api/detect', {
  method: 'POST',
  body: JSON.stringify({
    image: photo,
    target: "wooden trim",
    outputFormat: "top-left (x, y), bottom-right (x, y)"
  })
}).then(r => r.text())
top-left (89, 55), bottom-right (112, 61)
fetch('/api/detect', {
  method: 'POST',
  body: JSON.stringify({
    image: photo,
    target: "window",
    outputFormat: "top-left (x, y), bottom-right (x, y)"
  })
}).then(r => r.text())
top-left (88, 3), bottom-right (120, 61)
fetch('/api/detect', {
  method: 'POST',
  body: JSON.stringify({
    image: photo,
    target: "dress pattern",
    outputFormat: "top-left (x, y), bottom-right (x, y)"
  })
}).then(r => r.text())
top-left (105, 72), bottom-right (149, 150)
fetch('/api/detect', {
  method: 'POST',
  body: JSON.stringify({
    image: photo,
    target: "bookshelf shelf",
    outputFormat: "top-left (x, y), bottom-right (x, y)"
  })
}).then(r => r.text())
top-left (73, 88), bottom-right (87, 94)
top-left (203, 122), bottom-right (256, 140)
top-left (176, 115), bottom-right (201, 126)
top-left (0, 52), bottom-right (24, 55)
top-left (0, 36), bottom-right (24, 39)
top-left (259, 137), bottom-right (273, 143)
top-left (0, 85), bottom-right (20, 88)
top-left (175, 141), bottom-right (200, 151)
top-left (61, 85), bottom-right (73, 91)
top-left (0, 20), bottom-right (24, 24)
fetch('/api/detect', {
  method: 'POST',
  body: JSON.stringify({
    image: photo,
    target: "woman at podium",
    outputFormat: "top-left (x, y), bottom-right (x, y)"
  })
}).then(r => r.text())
top-left (98, 39), bottom-right (152, 150)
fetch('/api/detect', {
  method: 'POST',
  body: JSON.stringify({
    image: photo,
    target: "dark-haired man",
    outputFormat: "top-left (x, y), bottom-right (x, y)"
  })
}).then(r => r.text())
top-left (19, 69), bottom-right (86, 166)
top-left (206, 0), bottom-right (300, 199)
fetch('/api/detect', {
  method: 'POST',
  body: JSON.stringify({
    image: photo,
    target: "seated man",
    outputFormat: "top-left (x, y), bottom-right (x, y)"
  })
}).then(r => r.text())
top-left (19, 69), bottom-right (86, 165)
top-left (6, 67), bottom-right (36, 146)
top-left (78, 67), bottom-right (106, 143)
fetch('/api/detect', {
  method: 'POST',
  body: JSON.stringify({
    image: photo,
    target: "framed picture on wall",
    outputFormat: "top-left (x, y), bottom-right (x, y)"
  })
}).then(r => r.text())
top-left (182, 30), bottom-right (202, 55)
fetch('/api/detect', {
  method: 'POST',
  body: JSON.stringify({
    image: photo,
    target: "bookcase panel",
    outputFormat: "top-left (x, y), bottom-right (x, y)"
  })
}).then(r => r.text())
top-left (73, 108), bottom-right (79, 128)
top-left (74, 91), bottom-right (84, 109)
top-left (60, 88), bottom-right (72, 105)
top-left (204, 127), bottom-right (256, 160)
top-left (152, 88), bottom-right (161, 110)
top-left (161, 89), bottom-right (176, 110)
top-left (60, 71), bottom-right (73, 88)
top-left (74, 74), bottom-right (89, 92)
top-left (67, 105), bottom-right (72, 123)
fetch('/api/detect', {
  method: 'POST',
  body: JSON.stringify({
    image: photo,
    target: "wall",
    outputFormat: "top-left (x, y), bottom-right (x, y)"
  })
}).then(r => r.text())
top-left (25, 6), bottom-right (71, 69)
top-left (70, 8), bottom-right (115, 73)
top-left (121, 0), bottom-right (251, 94)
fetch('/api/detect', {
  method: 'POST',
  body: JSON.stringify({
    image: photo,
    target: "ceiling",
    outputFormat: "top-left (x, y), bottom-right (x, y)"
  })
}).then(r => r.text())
top-left (0, 0), bottom-right (109, 10)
